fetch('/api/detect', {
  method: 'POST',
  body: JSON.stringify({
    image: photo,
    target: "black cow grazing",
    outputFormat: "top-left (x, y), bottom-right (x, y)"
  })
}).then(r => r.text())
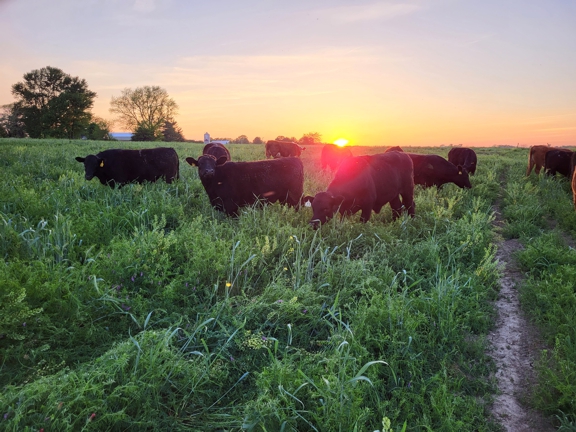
top-left (545, 149), bottom-right (573, 177)
top-left (407, 153), bottom-right (471, 189)
top-left (186, 155), bottom-right (304, 216)
top-left (321, 144), bottom-right (353, 170)
top-left (384, 146), bottom-right (403, 153)
top-left (265, 140), bottom-right (304, 158)
top-left (303, 152), bottom-right (415, 229)
top-left (448, 147), bottom-right (477, 175)
top-left (203, 143), bottom-right (231, 161)
top-left (75, 147), bottom-right (179, 187)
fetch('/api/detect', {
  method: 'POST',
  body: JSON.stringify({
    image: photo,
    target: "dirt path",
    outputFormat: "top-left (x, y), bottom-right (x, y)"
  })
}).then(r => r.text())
top-left (487, 204), bottom-right (556, 431)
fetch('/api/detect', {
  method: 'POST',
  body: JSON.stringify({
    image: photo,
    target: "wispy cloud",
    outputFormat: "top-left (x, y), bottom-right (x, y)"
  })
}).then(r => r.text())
top-left (319, 2), bottom-right (422, 23)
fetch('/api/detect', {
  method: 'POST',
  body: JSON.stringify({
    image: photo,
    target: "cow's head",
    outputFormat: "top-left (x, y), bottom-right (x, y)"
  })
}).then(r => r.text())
top-left (303, 192), bottom-right (345, 229)
top-left (186, 155), bottom-right (227, 179)
top-left (75, 155), bottom-right (103, 181)
top-left (455, 166), bottom-right (472, 189)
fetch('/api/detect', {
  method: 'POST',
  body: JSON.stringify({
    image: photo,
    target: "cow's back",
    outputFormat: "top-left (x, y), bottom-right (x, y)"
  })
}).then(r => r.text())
top-left (369, 152), bottom-right (414, 201)
top-left (384, 146), bottom-right (403, 153)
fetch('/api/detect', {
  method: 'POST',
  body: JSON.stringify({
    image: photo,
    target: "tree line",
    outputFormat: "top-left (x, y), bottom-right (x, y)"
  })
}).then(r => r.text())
top-left (219, 132), bottom-right (323, 145)
top-left (0, 66), bottom-right (323, 145)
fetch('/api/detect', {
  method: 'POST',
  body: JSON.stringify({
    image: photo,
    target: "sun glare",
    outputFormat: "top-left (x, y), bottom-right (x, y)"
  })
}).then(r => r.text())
top-left (334, 138), bottom-right (349, 147)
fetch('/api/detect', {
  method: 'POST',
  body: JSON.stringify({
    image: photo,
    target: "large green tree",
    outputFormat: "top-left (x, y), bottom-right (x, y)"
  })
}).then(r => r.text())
top-left (11, 66), bottom-right (96, 139)
top-left (110, 86), bottom-right (178, 139)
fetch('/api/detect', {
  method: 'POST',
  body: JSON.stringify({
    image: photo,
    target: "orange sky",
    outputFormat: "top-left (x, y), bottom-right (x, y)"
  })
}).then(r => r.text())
top-left (1, 0), bottom-right (575, 146)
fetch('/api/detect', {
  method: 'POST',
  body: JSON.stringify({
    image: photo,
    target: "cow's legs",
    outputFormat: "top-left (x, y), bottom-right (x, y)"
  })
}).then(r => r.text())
top-left (389, 196), bottom-right (403, 220)
top-left (401, 192), bottom-right (415, 218)
top-left (359, 205), bottom-right (372, 223)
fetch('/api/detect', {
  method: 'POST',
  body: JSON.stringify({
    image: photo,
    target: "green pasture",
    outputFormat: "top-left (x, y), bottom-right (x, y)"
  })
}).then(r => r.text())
top-left (0, 139), bottom-right (574, 431)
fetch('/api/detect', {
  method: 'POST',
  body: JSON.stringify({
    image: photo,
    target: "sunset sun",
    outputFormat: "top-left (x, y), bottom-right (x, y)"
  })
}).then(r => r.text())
top-left (334, 138), bottom-right (349, 147)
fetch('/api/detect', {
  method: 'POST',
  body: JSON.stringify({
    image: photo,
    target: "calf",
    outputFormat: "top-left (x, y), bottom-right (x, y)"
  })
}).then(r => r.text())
top-left (303, 152), bottom-right (415, 228)
top-left (448, 147), bottom-right (477, 175)
top-left (321, 144), bottom-right (353, 170)
top-left (75, 147), bottom-right (179, 187)
top-left (186, 155), bottom-right (303, 216)
top-left (407, 153), bottom-right (471, 189)
top-left (545, 149), bottom-right (573, 177)
top-left (265, 140), bottom-right (305, 158)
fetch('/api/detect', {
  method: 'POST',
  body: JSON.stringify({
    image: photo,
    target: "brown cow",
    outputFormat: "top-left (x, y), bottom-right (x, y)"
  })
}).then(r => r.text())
top-left (265, 140), bottom-right (305, 158)
top-left (526, 145), bottom-right (572, 176)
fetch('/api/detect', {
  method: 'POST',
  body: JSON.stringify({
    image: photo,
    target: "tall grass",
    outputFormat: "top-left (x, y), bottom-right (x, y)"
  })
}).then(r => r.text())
top-left (0, 139), bottom-right (506, 430)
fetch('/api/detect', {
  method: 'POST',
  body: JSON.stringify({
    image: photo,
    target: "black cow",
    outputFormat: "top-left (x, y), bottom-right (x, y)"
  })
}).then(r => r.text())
top-left (384, 146), bottom-right (403, 153)
top-left (448, 147), bottom-right (477, 175)
top-left (265, 140), bottom-right (304, 158)
top-left (203, 143), bottom-right (231, 161)
top-left (321, 144), bottom-right (353, 170)
top-left (303, 152), bottom-right (415, 228)
top-left (545, 149), bottom-right (573, 177)
top-left (186, 155), bottom-right (303, 216)
top-left (407, 153), bottom-right (471, 189)
top-left (75, 147), bottom-right (179, 187)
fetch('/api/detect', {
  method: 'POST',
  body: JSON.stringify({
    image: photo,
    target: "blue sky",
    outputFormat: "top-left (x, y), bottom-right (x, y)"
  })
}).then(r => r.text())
top-left (1, 0), bottom-right (575, 145)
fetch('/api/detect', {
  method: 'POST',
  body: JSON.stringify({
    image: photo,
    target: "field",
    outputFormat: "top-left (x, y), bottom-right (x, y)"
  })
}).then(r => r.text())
top-left (1, 139), bottom-right (576, 431)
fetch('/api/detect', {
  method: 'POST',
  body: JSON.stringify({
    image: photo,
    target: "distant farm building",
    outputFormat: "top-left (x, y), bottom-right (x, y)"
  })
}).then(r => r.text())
top-left (110, 132), bottom-right (134, 141)
top-left (204, 132), bottom-right (229, 145)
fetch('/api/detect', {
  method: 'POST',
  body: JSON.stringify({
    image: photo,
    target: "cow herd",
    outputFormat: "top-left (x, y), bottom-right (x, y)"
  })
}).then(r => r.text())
top-left (75, 141), bottom-right (478, 228)
top-left (525, 144), bottom-right (576, 210)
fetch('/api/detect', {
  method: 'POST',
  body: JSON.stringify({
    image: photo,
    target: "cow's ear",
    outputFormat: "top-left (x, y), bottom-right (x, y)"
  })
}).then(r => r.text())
top-left (302, 195), bottom-right (315, 207)
top-left (457, 165), bottom-right (463, 175)
top-left (99, 159), bottom-right (104, 168)
top-left (216, 156), bottom-right (227, 166)
top-left (186, 157), bottom-right (198, 166)
top-left (75, 157), bottom-right (85, 163)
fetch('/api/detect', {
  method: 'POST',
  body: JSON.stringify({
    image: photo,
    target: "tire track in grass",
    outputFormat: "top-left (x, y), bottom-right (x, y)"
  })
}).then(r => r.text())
top-left (488, 200), bottom-right (555, 431)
